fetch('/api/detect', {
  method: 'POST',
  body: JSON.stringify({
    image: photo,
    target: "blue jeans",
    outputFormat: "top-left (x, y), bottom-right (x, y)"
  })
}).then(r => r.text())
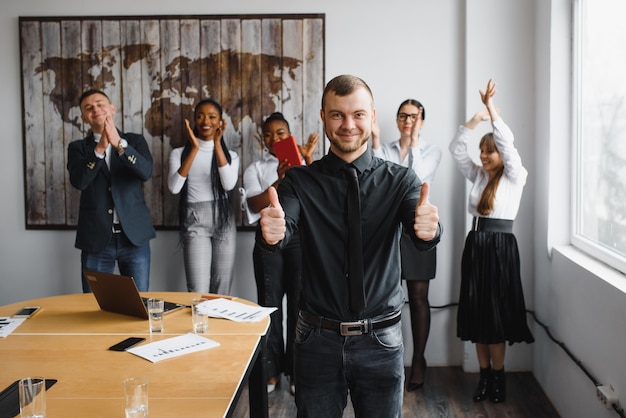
top-left (294, 316), bottom-right (404, 418)
top-left (81, 233), bottom-right (151, 292)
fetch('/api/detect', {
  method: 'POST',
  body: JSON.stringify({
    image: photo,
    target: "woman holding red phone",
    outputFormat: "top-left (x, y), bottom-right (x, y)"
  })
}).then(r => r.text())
top-left (243, 112), bottom-right (318, 395)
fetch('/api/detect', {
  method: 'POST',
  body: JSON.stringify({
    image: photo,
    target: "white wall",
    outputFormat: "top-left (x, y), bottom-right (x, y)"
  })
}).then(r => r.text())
top-left (533, 1), bottom-right (626, 417)
top-left (4, 1), bottom-right (625, 416)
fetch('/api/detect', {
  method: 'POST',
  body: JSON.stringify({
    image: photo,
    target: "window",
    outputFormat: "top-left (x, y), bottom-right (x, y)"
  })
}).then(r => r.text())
top-left (573, 0), bottom-right (626, 273)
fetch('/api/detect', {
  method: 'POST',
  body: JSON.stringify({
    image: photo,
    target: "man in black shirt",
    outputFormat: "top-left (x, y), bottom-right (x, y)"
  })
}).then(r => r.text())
top-left (257, 74), bottom-right (441, 417)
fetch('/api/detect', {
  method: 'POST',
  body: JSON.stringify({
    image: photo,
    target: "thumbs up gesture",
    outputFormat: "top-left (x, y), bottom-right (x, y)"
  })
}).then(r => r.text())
top-left (414, 182), bottom-right (439, 241)
top-left (260, 186), bottom-right (286, 245)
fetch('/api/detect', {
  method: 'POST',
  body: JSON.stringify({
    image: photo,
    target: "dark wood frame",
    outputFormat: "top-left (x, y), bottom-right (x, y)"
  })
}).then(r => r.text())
top-left (19, 14), bottom-right (325, 230)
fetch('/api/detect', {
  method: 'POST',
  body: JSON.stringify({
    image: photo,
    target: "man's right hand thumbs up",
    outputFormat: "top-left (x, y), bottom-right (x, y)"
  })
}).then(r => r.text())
top-left (260, 186), bottom-right (286, 245)
top-left (414, 182), bottom-right (439, 241)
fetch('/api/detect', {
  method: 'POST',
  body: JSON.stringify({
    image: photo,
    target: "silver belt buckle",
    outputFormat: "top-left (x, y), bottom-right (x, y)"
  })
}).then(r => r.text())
top-left (340, 320), bottom-right (368, 336)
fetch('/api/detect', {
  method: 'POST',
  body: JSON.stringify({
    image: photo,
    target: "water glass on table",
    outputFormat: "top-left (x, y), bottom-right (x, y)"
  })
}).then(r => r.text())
top-left (191, 297), bottom-right (209, 334)
top-left (19, 376), bottom-right (46, 418)
top-left (147, 298), bottom-right (164, 333)
top-left (123, 377), bottom-right (148, 418)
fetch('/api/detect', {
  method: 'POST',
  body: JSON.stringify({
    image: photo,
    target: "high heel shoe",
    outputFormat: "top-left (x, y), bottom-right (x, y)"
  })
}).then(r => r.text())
top-left (407, 381), bottom-right (424, 392)
top-left (267, 376), bottom-right (279, 394)
top-left (289, 376), bottom-right (296, 396)
top-left (407, 358), bottom-right (426, 392)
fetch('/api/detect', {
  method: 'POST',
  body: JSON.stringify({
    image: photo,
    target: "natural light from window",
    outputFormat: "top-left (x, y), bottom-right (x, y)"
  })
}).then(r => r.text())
top-left (574, 0), bottom-right (626, 274)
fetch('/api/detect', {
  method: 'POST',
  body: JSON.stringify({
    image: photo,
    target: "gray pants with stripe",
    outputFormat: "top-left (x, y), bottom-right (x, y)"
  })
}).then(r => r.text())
top-left (183, 201), bottom-right (236, 295)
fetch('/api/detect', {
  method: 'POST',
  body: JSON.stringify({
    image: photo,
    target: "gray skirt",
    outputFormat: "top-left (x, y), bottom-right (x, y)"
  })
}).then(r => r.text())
top-left (400, 230), bottom-right (437, 281)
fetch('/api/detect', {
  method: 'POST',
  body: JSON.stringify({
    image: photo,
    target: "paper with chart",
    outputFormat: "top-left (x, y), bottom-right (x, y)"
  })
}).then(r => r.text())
top-left (197, 298), bottom-right (276, 322)
top-left (127, 333), bottom-right (220, 363)
top-left (0, 317), bottom-right (25, 338)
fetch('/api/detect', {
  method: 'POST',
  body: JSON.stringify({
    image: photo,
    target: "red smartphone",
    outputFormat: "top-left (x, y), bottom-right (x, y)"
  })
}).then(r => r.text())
top-left (273, 136), bottom-right (303, 167)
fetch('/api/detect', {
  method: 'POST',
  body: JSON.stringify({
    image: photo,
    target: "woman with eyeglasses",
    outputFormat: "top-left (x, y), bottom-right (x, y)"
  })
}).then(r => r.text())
top-left (372, 99), bottom-right (442, 391)
top-left (450, 79), bottom-right (534, 403)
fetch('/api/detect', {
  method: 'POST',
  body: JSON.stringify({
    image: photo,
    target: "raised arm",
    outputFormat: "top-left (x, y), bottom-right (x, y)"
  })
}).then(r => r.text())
top-left (480, 78), bottom-right (499, 122)
top-left (371, 116), bottom-right (381, 150)
top-left (299, 132), bottom-right (320, 166)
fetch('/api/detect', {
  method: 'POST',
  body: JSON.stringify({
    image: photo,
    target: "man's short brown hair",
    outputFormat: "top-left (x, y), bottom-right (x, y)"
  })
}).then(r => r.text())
top-left (79, 89), bottom-right (110, 108)
top-left (321, 74), bottom-right (374, 110)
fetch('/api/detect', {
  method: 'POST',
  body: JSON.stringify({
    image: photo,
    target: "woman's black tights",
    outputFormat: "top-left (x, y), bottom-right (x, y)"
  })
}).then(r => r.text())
top-left (406, 280), bottom-right (431, 385)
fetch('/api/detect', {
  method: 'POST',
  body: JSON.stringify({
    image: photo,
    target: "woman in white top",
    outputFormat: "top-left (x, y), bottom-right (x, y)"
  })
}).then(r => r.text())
top-left (243, 112), bottom-right (318, 395)
top-left (449, 80), bottom-right (533, 404)
top-left (168, 99), bottom-right (240, 294)
top-left (372, 99), bottom-right (442, 391)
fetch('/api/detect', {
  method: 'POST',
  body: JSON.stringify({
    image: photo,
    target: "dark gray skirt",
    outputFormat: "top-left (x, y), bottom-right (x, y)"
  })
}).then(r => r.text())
top-left (400, 230), bottom-right (437, 281)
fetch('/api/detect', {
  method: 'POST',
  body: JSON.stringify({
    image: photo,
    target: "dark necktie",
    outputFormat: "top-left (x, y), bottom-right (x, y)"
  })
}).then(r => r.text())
top-left (344, 166), bottom-right (366, 313)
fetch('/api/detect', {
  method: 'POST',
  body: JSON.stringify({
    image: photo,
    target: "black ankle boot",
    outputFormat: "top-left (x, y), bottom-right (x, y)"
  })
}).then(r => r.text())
top-left (490, 368), bottom-right (506, 403)
top-left (472, 367), bottom-right (491, 402)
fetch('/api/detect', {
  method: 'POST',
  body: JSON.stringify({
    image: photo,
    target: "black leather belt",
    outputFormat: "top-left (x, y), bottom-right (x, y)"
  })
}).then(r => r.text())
top-left (472, 217), bottom-right (513, 233)
top-left (299, 310), bottom-right (401, 336)
top-left (112, 223), bottom-right (123, 233)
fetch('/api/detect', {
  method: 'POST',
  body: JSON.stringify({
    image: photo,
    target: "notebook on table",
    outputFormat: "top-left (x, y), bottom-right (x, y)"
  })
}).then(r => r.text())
top-left (83, 270), bottom-right (186, 319)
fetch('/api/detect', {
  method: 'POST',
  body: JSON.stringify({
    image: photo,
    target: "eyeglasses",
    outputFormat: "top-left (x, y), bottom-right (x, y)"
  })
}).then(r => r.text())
top-left (397, 113), bottom-right (420, 122)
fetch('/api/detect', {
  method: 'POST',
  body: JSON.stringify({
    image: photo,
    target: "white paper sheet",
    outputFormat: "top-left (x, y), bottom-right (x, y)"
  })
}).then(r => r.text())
top-left (196, 298), bottom-right (276, 322)
top-left (127, 333), bottom-right (220, 363)
top-left (0, 317), bottom-right (25, 338)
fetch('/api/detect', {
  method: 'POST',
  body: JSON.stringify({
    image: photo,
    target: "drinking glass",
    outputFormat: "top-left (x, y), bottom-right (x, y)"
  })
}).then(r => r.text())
top-left (147, 298), bottom-right (164, 333)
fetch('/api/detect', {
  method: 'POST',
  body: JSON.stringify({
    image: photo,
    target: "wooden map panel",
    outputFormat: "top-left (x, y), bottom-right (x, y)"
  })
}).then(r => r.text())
top-left (20, 14), bottom-right (325, 229)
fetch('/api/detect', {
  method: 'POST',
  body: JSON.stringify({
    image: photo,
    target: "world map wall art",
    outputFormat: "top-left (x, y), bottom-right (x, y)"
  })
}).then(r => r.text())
top-left (19, 14), bottom-right (325, 229)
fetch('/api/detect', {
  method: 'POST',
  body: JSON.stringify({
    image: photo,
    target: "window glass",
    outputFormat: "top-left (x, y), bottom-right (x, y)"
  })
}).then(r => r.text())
top-left (574, 0), bottom-right (626, 273)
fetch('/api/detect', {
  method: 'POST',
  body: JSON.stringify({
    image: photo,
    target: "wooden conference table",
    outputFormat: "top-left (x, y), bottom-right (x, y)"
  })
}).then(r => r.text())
top-left (0, 292), bottom-right (269, 418)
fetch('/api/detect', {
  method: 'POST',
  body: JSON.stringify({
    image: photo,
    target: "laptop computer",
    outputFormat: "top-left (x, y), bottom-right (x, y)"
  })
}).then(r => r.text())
top-left (83, 270), bottom-right (186, 319)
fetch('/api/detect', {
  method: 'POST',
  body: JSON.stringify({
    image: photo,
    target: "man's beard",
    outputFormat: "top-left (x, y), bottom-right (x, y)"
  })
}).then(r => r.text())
top-left (327, 133), bottom-right (369, 154)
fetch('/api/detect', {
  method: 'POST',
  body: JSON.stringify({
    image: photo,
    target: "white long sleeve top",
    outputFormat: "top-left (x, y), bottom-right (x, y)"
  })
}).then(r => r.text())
top-left (168, 139), bottom-right (240, 202)
top-left (373, 138), bottom-right (442, 185)
top-left (449, 118), bottom-right (527, 220)
top-left (241, 150), bottom-right (280, 224)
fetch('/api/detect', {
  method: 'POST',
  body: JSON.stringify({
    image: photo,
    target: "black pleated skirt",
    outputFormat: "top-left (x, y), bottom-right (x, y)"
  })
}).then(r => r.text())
top-left (456, 230), bottom-right (534, 345)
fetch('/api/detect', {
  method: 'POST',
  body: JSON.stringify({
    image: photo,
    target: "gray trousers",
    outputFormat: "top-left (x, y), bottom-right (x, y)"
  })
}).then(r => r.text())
top-left (183, 201), bottom-right (236, 294)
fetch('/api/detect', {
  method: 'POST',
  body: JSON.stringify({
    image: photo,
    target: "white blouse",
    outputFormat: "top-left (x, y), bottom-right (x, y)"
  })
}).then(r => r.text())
top-left (449, 118), bottom-right (527, 220)
top-left (373, 138), bottom-right (442, 185)
top-left (241, 150), bottom-right (280, 224)
top-left (168, 139), bottom-right (240, 202)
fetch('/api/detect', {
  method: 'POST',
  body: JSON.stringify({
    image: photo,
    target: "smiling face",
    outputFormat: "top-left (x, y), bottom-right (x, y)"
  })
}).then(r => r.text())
top-left (262, 119), bottom-right (291, 155)
top-left (80, 92), bottom-right (115, 134)
top-left (479, 133), bottom-right (503, 175)
top-left (320, 86), bottom-right (375, 162)
top-left (194, 102), bottom-right (222, 141)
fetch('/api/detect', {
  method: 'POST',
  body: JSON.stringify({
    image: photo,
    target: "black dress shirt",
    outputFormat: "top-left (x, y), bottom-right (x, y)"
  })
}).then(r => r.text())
top-left (257, 148), bottom-right (441, 321)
